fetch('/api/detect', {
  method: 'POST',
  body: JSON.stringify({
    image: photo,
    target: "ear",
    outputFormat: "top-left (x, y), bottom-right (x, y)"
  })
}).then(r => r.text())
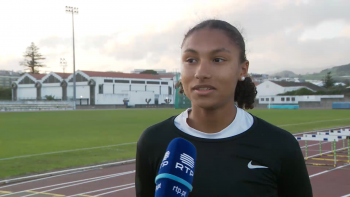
top-left (240, 60), bottom-right (249, 77)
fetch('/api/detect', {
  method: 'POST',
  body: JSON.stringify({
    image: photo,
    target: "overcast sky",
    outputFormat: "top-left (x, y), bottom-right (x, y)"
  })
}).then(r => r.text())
top-left (0, 0), bottom-right (349, 75)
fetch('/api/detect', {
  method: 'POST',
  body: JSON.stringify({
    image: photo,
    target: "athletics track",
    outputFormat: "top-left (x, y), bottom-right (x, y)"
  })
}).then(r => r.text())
top-left (1, 127), bottom-right (349, 197)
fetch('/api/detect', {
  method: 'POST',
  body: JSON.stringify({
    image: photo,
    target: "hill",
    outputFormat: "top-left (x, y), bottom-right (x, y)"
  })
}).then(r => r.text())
top-left (272, 63), bottom-right (350, 82)
top-left (301, 63), bottom-right (350, 80)
top-left (271, 70), bottom-right (298, 78)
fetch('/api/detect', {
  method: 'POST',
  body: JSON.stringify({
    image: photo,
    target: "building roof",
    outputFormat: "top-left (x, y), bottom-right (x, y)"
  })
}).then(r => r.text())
top-left (81, 70), bottom-right (167, 80)
top-left (29, 73), bottom-right (46, 80)
top-left (55, 72), bottom-right (72, 79)
top-left (253, 81), bottom-right (260, 86)
top-left (271, 81), bottom-right (325, 91)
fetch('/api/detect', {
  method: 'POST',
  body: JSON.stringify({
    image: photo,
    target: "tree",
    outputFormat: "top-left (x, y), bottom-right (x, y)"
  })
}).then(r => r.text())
top-left (0, 88), bottom-right (12, 100)
top-left (164, 98), bottom-right (172, 104)
top-left (140, 70), bottom-right (158, 75)
top-left (20, 42), bottom-right (46, 74)
top-left (323, 71), bottom-right (334, 89)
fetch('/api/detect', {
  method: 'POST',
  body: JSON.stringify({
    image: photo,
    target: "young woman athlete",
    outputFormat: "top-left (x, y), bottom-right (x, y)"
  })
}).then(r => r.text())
top-left (135, 19), bottom-right (312, 197)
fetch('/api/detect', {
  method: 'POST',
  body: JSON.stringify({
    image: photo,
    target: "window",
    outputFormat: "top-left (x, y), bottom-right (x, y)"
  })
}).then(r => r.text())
top-left (115, 80), bottom-right (129, 83)
top-left (292, 97), bottom-right (295, 101)
top-left (43, 75), bottom-right (60, 83)
top-left (168, 86), bottom-right (172, 95)
top-left (281, 97), bottom-right (285, 101)
top-left (161, 82), bottom-right (168, 85)
top-left (69, 73), bottom-right (88, 82)
top-left (131, 80), bottom-right (145, 84)
top-left (261, 98), bottom-right (264, 101)
top-left (19, 76), bottom-right (35, 84)
top-left (147, 81), bottom-right (159, 84)
top-left (271, 98), bottom-right (274, 102)
top-left (266, 98), bottom-right (269, 101)
top-left (286, 97), bottom-right (290, 101)
top-left (104, 79), bottom-right (113, 83)
top-left (99, 84), bottom-right (103, 94)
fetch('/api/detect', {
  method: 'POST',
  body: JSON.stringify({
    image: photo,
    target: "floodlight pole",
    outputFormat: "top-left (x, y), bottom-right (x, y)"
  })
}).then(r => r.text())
top-left (66, 6), bottom-right (78, 110)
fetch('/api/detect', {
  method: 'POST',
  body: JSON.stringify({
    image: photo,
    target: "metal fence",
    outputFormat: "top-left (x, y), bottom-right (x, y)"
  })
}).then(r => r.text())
top-left (0, 101), bottom-right (75, 112)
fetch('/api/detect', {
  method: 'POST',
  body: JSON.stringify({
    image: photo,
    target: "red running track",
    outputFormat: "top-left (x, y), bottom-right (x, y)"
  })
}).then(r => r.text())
top-left (1, 128), bottom-right (350, 197)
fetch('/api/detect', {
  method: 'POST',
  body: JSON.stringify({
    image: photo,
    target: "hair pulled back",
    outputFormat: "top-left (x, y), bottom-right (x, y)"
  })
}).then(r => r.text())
top-left (176, 19), bottom-right (257, 109)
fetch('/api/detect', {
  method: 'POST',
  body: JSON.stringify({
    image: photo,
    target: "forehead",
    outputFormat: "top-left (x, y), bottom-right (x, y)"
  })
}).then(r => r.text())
top-left (182, 28), bottom-right (237, 53)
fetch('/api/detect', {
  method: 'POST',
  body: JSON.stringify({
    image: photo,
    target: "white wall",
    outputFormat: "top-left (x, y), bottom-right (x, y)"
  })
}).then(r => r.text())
top-left (131, 84), bottom-right (145, 91)
top-left (42, 84), bottom-right (62, 99)
top-left (95, 93), bottom-right (129, 105)
top-left (128, 91), bottom-right (154, 105)
top-left (17, 86), bottom-right (36, 99)
top-left (67, 82), bottom-right (89, 100)
top-left (258, 95), bottom-right (344, 104)
top-left (160, 86), bottom-right (169, 95)
top-left (103, 84), bottom-right (114, 94)
top-left (115, 84), bottom-right (129, 93)
top-left (146, 85), bottom-right (159, 94)
top-left (256, 81), bottom-right (285, 97)
top-left (91, 77), bottom-right (175, 105)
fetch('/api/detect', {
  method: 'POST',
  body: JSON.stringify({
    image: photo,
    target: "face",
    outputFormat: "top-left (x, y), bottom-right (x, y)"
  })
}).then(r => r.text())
top-left (181, 28), bottom-right (249, 110)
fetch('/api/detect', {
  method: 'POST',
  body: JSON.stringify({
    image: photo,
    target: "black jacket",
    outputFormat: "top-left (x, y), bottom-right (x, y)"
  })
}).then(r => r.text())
top-left (135, 115), bottom-right (313, 197)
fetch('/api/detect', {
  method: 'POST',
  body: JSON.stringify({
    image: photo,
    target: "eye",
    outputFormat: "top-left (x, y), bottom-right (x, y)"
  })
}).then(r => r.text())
top-left (186, 58), bottom-right (197, 64)
top-left (213, 58), bottom-right (225, 63)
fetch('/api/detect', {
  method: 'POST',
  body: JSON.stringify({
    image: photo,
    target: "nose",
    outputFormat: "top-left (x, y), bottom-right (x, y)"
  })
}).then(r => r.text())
top-left (194, 60), bottom-right (211, 80)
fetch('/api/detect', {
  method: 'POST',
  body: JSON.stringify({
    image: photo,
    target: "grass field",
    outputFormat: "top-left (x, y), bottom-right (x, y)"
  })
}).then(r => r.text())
top-left (1, 109), bottom-right (350, 179)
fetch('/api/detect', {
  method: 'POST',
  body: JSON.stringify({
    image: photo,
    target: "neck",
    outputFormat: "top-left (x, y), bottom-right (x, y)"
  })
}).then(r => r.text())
top-left (187, 101), bottom-right (237, 134)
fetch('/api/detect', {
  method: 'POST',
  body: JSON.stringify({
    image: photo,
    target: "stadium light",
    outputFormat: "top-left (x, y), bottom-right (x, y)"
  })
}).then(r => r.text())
top-left (65, 6), bottom-right (78, 110)
top-left (60, 58), bottom-right (67, 73)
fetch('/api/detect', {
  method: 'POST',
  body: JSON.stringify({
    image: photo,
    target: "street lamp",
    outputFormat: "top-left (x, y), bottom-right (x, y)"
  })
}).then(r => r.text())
top-left (65, 6), bottom-right (78, 110)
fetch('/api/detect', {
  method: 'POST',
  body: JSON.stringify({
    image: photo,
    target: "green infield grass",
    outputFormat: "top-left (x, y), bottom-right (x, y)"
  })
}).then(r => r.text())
top-left (0, 109), bottom-right (349, 179)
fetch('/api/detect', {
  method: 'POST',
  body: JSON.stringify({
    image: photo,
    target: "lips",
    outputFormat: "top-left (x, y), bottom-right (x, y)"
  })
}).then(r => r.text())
top-left (192, 85), bottom-right (216, 90)
top-left (192, 85), bottom-right (216, 96)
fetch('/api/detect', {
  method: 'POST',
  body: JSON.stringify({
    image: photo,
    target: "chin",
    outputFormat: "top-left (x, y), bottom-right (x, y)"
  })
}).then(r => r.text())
top-left (191, 100), bottom-right (221, 110)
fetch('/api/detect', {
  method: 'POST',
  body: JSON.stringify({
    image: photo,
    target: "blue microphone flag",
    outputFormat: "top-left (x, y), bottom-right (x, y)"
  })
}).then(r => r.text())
top-left (155, 138), bottom-right (197, 197)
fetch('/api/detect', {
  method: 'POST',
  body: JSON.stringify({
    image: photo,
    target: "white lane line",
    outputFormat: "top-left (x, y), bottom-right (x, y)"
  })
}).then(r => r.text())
top-left (0, 171), bottom-right (134, 197)
top-left (309, 163), bottom-right (350, 178)
top-left (67, 183), bottom-right (135, 197)
top-left (21, 171), bottom-right (135, 197)
top-left (340, 193), bottom-right (350, 197)
top-left (0, 171), bottom-right (83, 189)
top-left (300, 142), bottom-right (329, 149)
top-left (95, 185), bottom-right (136, 196)
top-left (0, 142), bottom-right (136, 161)
top-left (0, 159), bottom-right (135, 184)
top-left (278, 118), bottom-right (350, 127)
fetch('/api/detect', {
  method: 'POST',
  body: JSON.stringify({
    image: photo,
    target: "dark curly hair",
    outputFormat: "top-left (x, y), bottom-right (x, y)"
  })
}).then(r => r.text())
top-left (177, 19), bottom-right (257, 109)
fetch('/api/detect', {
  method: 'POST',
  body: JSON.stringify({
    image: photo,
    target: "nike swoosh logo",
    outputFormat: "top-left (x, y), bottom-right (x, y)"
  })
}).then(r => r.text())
top-left (248, 161), bottom-right (268, 169)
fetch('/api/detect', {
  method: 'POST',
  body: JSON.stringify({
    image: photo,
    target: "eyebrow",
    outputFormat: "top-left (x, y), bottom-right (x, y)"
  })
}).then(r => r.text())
top-left (184, 48), bottom-right (231, 54)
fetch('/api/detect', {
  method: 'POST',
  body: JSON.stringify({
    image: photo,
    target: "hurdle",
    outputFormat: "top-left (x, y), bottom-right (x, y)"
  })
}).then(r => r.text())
top-left (296, 135), bottom-right (339, 167)
top-left (317, 131), bottom-right (350, 162)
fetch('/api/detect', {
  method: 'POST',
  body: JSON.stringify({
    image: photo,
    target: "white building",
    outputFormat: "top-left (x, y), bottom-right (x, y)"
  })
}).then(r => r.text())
top-left (256, 80), bottom-right (325, 98)
top-left (0, 70), bottom-right (21, 88)
top-left (12, 70), bottom-right (176, 106)
top-left (334, 82), bottom-right (346, 86)
top-left (258, 95), bottom-right (344, 105)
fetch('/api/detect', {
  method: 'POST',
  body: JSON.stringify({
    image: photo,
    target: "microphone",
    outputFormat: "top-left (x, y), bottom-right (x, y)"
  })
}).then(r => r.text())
top-left (155, 138), bottom-right (197, 197)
